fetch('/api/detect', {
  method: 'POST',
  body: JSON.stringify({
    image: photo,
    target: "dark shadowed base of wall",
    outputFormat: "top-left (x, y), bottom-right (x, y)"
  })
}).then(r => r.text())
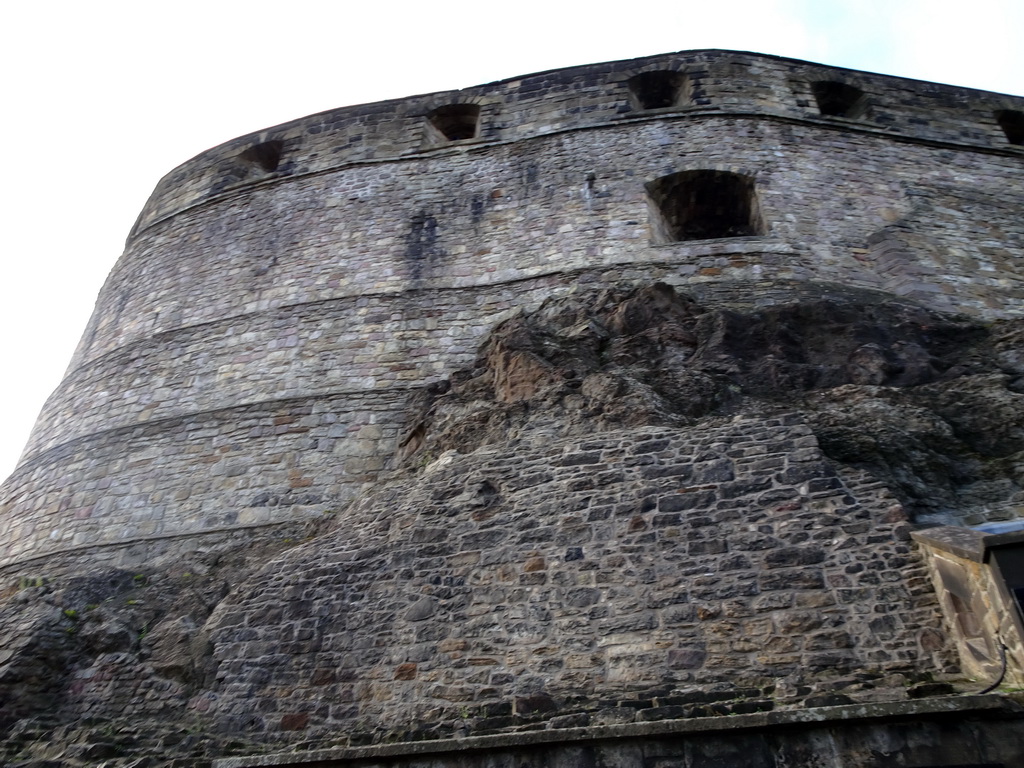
top-left (213, 695), bottom-right (1023, 768)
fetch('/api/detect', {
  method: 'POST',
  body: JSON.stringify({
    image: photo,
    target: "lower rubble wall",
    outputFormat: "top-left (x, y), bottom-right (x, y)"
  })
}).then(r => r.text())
top-left (213, 695), bottom-right (1024, 768)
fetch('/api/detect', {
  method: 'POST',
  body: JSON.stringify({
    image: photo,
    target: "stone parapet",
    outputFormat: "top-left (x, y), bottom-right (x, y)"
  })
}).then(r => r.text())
top-left (132, 50), bottom-right (1024, 240)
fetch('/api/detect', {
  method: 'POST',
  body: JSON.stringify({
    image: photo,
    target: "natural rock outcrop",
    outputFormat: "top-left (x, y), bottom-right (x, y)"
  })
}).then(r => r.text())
top-left (403, 283), bottom-right (1024, 525)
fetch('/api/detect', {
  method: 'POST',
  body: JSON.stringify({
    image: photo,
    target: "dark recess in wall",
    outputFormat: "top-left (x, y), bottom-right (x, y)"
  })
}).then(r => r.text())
top-left (239, 140), bottom-right (284, 172)
top-left (811, 81), bottom-right (866, 118)
top-left (996, 109), bottom-right (1024, 145)
top-left (647, 170), bottom-right (760, 241)
top-left (628, 71), bottom-right (689, 110)
top-left (427, 104), bottom-right (481, 142)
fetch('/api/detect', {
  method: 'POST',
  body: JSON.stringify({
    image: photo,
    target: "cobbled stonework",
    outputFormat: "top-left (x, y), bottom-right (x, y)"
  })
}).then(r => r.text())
top-left (2, 50), bottom-right (1024, 767)
top-left (202, 417), bottom-right (947, 740)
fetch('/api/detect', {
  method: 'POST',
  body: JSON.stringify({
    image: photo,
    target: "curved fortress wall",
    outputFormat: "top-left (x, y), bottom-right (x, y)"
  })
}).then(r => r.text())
top-left (2, 49), bottom-right (1024, 567)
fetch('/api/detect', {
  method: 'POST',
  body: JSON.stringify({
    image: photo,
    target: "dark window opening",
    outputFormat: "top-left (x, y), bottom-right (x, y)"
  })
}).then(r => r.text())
top-left (239, 140), bottom-right (284, 173)
top-left (811, 81), bottom-right (865, 118)
top-left (426, 104), bottom-right (481, 142)
top-left (996, 110), bottom-right (1024, 145)
top-left (647, 170), bottom-right (761, 242)
top-left (628, 71), bottom-right (688, 110)
top-left (990, 545), bottom-right (1024, 623)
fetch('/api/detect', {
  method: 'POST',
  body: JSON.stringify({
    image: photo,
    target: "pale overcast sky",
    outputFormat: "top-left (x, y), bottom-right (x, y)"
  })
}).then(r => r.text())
top-left (1, 0), bottom-right (1022, 479)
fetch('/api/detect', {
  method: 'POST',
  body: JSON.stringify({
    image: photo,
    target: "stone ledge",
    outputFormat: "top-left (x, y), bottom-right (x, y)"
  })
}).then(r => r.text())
top-left (213, 694), bottom-right (1023, 768)
top-left (913, 525), bottom-right (1024, 562)
top-left (0, 519), bottom-right (310, 576)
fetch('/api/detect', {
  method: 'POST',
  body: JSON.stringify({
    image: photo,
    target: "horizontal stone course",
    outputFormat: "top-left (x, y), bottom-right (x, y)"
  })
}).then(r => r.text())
top-left (0, 393), bottom-right (401, 564)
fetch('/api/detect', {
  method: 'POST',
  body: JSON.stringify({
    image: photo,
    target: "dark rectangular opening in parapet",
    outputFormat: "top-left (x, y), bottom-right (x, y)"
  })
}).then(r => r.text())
top-left (628, 71), bottom-right (690, 111)
top-left (646, 170), bottom-right (761, 242)
top-left (239, 140), bottom-right (284, 173)
top-left (989, 545), bottom-right (1024, 624)
top-left (426, 104), bottom-right (481, 144)
top-left (811, 81), bottom-right (865, 118)
top-left (996, 110), bottom-right (1024, 145)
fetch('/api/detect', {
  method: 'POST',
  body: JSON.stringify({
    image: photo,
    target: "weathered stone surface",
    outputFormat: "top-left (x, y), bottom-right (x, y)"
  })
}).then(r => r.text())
top-left (1, 49), bottom-right (1024, 767)
top-left (3, 50), bottom-right (1024, 568)
top-left (407, 284), bottom-right (1024, 524)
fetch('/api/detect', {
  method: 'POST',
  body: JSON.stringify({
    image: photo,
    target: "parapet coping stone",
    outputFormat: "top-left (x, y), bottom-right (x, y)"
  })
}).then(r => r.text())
top-left (213, 694), bottom-right (1023, 768)
top-left (913, 525), bottom-right (1024, 563)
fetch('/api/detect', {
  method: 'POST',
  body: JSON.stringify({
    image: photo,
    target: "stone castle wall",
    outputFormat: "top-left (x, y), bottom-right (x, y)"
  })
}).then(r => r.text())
top-left (130, 49), bottom-right (1023, 236)
top-left (2, 49), bottom-right (1023, 568)
top-left (200, 417), bottom-right (951, 739)
top-left (33, 416), bottom-right (956, 741)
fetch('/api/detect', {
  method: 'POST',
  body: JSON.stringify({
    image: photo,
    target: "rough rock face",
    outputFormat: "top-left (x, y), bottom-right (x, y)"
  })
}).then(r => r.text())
top-left (2, 284), bottom-right (1022, 765)
top-left (0, 528), bottom-right (320, 764)
top-left (403, 283), bottom-right (1024, 525)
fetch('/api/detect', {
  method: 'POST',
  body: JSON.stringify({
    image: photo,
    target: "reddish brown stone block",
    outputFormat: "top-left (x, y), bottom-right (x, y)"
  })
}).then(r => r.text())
top-left (394, 663), bottom-right (417, 681)
top-left (280, 713), bottom-right (309, 731)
